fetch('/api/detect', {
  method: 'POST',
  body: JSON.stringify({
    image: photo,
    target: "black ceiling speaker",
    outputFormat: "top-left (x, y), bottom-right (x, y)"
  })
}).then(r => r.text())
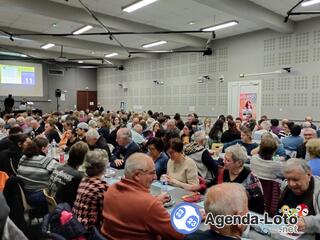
top-left (118, 65), bottom-right (124, 71)
top-left (55, 89), bottom-right (61, 98)
top-left (203, 48), bottom-right (213, 56)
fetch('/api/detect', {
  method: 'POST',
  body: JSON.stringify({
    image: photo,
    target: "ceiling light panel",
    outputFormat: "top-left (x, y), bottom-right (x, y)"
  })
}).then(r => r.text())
top-left (122, 0), bottom-right (158, 13)
top-left (201, 20), bottom-right (239, 32)
top-left (142, 40), bottom-right (167, 48)
top-left (72, 25), bottom-right (93, 35)
top-left (105, 53), bottom-right (118, 58)
top-left (41, 43), bottom-right (55, 49)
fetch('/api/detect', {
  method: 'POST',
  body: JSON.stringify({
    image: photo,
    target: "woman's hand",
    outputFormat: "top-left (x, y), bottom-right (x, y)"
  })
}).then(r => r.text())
top-left (167, 175), bottom-right (179, 186)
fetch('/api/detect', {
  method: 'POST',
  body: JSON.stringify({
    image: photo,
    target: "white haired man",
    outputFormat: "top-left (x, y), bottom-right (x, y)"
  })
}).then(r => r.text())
top-left (110, 128), bottom-right (140, 169)
top-left (278, 158), bottom-right (320, 238)
top-left (185, 183), bottom-right (249, 239)
top-left (253, 121), bottom-right (279, 143)
top-left (86, 128), bottom-right (111, 159)
top-left (297, 128), bottom-right (317, 160)
top-left (101, 153), bottom-right (183, 240)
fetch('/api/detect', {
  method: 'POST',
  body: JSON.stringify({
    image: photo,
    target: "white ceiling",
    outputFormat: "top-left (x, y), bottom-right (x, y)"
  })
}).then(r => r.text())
top-left (0, 0), bottom-right (318, 64)
top-left (249, 0), bottom-right (320, 20)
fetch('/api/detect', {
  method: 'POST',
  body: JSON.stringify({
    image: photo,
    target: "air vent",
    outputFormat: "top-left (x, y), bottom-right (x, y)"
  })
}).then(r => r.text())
top-left (48, 69), bottom-right (64, 76)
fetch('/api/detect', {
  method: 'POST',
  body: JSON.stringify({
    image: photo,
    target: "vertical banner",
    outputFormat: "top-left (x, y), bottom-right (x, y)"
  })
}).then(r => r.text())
top-left (239, 93), bottom-right (257, 119)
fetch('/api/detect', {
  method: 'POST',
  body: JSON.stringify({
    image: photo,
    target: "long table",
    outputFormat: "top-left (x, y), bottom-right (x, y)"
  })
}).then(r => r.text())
top-left (103, 168), bottom-right (311, 240)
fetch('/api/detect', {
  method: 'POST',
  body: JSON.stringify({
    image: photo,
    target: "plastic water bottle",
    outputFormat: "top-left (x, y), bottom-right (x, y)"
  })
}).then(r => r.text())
top-left (51, 139), bottom-right (57, 158)
top-left (160, 174), bottom-right (168, 194)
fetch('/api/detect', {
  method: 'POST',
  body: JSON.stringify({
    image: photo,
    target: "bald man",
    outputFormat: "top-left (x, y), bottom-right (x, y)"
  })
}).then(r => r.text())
top-left (185, 183), bottom-right (249, 240)
top-left (101, 153), bottom-right (184, 240)
top-left (110, 128), bottom-right (140, 169)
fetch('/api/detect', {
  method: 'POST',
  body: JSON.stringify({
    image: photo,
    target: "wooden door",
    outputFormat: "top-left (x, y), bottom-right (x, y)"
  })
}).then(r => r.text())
top-left (77, 91), bottom-right (97, 111)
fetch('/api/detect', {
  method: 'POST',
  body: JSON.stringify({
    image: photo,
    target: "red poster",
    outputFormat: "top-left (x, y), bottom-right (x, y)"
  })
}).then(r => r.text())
top-left (239, 93), bottom-right (257, 119)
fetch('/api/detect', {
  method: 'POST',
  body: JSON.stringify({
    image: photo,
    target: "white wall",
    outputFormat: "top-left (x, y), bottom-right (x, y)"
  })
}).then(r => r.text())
top-left (98, 17), bottom-right (320, 121)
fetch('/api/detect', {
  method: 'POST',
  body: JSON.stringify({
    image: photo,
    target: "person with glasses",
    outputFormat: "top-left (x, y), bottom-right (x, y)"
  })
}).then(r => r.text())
top-left (101, 153), bottom-right (184, 240)
top-left (146, 137), bottom-right (168, 180)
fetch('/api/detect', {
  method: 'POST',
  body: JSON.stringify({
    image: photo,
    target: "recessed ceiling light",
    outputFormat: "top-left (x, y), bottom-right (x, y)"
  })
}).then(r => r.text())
top-left (142, 40), bottom-right (167, 48)
top-left (91, 51), bottom-right (95, 54)
top-left (122, 0), bottom-right (158, 13)
top-left (78, 60), bottom-right (84, 63)
top-left (41, 43), bottom-right (55, 49)
top-left (301, 0), bottom-right (320, 6)
top-left (105, 53), bottom-right (118, 58)
top-left (201, 20), bottom-right (239, 32)
top-left (52, 23), bottom-right (57, 27)
top-left (188, 21), bottom-right (195, 25)
top-left (72, 25), bottom-right (93, 35)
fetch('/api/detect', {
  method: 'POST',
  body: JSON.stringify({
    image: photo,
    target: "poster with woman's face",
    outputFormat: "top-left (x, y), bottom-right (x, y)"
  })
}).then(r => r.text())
top-left (239, 93), bottom-right (257, 119)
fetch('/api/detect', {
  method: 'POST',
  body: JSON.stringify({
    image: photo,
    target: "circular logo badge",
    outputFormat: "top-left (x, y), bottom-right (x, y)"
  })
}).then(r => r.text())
top-left (170, 202), bottom-right (201, 234)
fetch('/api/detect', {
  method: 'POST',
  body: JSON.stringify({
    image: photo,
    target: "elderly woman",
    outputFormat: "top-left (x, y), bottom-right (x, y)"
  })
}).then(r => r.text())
top-left (250, 133), bottom-right (283, 180)
top-left (223, 127), bottom-right (258, 156)
top-left (218, 144), bottom-right (264, 213)
top-left (73, 149), bottom-right (109, 229)
top-left (17, 138), bottom-right (59, 209)
top-left (184, 130), bottom-right (218, 186)
top-left (306, 138), bottom-right (320, 176)
top-left (48, 141), bottom-right (89, 206)
top-left (166, 138), bottom-right (200, 191)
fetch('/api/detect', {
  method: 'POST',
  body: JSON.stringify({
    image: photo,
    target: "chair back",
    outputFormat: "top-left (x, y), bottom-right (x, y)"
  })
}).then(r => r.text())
top-left (259, 178), bottom-right (281, 217)
top-left (43, 189), bottom-right (57, 213)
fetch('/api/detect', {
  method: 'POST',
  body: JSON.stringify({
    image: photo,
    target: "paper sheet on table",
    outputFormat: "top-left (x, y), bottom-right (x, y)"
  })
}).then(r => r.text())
top-left (280, 232), bottom-right (304, 240)
top-left (152, 181), bottom-right (176, 191)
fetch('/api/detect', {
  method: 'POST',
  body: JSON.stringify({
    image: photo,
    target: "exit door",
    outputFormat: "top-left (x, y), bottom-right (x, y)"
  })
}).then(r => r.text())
top-left (228, 80), bottom-right (262, 120)
top-left (77, 90), bottom-right (97, 111)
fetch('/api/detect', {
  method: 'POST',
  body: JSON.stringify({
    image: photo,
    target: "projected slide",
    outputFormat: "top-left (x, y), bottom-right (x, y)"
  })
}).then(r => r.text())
top-left (0, 64), bottom-right (35, 85)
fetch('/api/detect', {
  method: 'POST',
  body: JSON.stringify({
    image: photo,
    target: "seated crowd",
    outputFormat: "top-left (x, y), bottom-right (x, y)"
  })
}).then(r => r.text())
top-left (0, 109), bottom-right (319, 239)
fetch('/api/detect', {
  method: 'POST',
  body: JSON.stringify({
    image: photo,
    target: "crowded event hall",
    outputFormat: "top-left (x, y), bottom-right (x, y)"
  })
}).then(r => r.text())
top-left (0, 0), bottom-right (320, 239)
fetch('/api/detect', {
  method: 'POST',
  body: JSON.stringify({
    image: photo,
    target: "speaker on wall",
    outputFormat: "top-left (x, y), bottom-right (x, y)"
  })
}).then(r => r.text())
top-left (55, 89), bottom-right (61, 98)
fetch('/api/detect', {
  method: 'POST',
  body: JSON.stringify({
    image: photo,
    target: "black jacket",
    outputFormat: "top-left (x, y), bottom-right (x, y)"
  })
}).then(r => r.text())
top-left (46, 130), bottom-right (60, 143)
top-left (110, 141), bottom-right (140, 169)
top-left (91, 136), bottom-right (111, 160)
top-left (98, 127), bottom-right (111, 144)
top-left (0, 145), bottom-right (23, 176)
top-left (296, 142), bottom-right (306, 159)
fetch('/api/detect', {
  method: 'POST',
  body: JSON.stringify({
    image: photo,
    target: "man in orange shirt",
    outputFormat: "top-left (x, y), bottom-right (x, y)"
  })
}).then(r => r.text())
top-left (101, 153), bottom-right (184, 240)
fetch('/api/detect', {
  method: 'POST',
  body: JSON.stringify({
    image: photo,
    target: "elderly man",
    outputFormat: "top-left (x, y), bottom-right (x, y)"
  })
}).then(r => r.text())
top-left (253, 120), bottom-right (279, 143)
top-left (110, 128), bottom-right (140, 169)
top-left (184, 130), bottom-right (218, 185)
top-left (166, 119), bottom-right (180, 136)
top-left (131, 124), bottom-right (145, 144)
top-left (297, 128), bottom-right (317, 160)
top-left (86, 128), bottom-right (111, 160)
top-left (305, 116), bottom-right (317, 130)
top-left (101, 153), bottom-right (183, 240)
top-left (278, 158), bottom-right (320, 238)
top-left (186, 183), bottom-right (248, 239)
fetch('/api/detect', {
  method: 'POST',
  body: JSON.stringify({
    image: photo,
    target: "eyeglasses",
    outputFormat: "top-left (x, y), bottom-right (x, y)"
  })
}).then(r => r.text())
top-left (137, 169), bottom-right (156, 176)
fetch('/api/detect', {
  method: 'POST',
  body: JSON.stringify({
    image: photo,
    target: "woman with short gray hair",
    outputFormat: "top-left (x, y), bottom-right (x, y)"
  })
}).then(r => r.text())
top-left (72, 149), bottom-right (108, 229)
top-left (217, 144), bottom-right (264, 214)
